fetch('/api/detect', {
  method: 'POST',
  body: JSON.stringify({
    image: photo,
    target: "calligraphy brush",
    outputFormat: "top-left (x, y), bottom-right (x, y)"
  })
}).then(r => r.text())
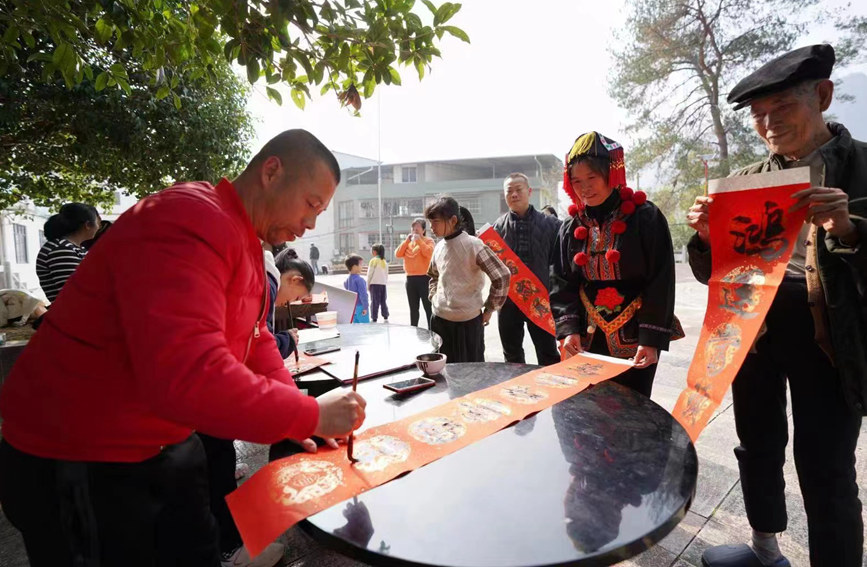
top-left (348, 350), bottom-right (360, 463)
top-left (288, 301), bottom-right (300, 367)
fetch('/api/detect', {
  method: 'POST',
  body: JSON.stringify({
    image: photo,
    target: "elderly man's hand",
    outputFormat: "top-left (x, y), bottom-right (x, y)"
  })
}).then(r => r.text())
top-left (686, 196), bottom-right (714, 244)
top-left (790, 187), bottom-right (859, 242)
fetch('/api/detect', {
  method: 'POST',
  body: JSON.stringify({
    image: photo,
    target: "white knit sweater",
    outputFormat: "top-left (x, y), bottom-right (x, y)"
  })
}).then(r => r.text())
top-left (428, 232), bottom-right (489, 322)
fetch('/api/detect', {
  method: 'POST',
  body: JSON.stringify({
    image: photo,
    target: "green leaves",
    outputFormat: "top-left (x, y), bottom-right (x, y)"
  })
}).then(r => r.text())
top-left (0, 49), bottom-right (254, 209)
top-left (0, 0), bottom-right (469, 112)
top-left (433, 2), bottom-right (461, 26)
top-left (290, 87), bottom-right (306, 109)
top-left (441, 25), bottom-right (469, 43)
top-left (266, 86), bottom-right (283, 105)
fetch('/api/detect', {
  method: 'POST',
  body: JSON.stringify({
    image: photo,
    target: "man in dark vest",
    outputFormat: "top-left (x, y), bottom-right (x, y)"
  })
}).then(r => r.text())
top-left (492, 172), bottom-right (562, 366)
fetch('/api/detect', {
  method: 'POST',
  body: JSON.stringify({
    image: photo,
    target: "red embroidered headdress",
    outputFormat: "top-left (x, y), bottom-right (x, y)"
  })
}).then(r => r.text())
top-left (563, 131), bottom-right (635, 217)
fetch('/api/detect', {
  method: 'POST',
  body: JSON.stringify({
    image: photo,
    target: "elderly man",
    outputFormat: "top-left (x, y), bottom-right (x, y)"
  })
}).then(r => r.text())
top-left (0, 130), bottom-right (367, 567)
top-left (687, 45), bottom-right (866, 567)
top-left (492, 172), bottom-right (562, 366)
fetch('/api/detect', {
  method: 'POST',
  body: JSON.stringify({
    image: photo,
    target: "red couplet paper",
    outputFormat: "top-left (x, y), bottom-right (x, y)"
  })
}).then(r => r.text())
top-left (478, 224), bottom-right (557, 336)
top-left (284, 353), bottom-right (330, 375)
top-left (672, 168), bottom-right (811, 440)
top-left (227, 353), bottom-right (631, 556)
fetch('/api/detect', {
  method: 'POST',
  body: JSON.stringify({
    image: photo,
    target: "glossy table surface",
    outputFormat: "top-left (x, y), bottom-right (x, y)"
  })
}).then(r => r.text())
top-left (295, 324), bottom-right (441, 388)
top-left (286, 363), bottom-right (698, 567)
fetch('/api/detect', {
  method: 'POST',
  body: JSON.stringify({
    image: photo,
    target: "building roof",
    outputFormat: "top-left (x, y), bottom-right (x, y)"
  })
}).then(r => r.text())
top-left (339, 153), bottom-right (562, 175)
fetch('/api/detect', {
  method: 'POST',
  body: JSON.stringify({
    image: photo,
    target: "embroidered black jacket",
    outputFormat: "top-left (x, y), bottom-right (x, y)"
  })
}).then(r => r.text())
top-left (550, 191), bottom-right (678, 356)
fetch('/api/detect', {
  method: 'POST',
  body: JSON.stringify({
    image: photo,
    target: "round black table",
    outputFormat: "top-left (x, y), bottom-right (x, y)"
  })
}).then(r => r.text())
top-left (285, 363), bottom-right (698, 567)
top-left (294, 323), bottom-right (440, 397)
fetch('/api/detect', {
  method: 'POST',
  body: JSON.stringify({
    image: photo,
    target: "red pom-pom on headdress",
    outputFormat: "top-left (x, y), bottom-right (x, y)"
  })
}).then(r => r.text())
top-left (567, 203), bottom-right (580, 217)
top-left (619, 186), bottom-right (634, 200)
top-left (573, 252), bottom-right (588, 266)
top-left (633, 191), bottom-right (647, 206)
top-left (573, 226), bottom-right (588, 240)
top-left (620, 200), bottom-right (636, 215)
top-left (605, 249), bottom-right (621, 263)
top-left (611, 220), bottom-right (627, 235)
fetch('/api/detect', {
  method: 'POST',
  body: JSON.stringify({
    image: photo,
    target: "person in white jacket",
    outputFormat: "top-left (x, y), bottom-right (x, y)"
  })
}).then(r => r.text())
top-left (366, 244), bottom-right (389, 323)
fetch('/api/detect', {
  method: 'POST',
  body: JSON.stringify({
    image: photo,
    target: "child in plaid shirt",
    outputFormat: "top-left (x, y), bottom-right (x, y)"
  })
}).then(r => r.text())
top-left (426, 196), bottom-right (510, 362)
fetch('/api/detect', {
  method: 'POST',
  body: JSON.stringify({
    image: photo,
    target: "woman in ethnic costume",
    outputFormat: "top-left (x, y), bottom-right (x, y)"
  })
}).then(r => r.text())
top-left (550, 131), bottom-right (682, 397)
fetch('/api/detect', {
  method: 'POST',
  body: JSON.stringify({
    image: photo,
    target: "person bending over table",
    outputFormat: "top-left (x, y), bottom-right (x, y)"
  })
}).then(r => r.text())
top-left (0, 129), bottom-right (366, 567)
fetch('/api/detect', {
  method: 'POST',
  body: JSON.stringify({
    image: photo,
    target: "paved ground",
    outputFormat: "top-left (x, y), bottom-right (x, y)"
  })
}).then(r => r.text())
top-left (2, 264), bottom-right (866, 566)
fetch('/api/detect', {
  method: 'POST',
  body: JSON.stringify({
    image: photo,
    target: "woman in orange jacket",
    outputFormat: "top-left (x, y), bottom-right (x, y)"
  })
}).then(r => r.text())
top-left (395, 217), bottom-right (435, 328)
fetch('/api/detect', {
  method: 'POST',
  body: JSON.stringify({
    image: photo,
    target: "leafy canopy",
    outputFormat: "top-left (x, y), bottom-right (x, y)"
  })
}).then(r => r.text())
top-left (0, 42), bottom-right (255, 210)
top-left (0, 0), bottom-right (469, 110)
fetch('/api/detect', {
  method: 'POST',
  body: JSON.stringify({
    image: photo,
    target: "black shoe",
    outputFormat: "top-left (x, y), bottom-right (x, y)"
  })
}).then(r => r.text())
top-left (701, 544), bottom-right (791, 567)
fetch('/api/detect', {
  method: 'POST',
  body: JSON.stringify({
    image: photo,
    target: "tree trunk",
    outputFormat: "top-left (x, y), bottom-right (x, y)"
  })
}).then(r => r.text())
top-left (709, 100), bottom-right (730, 176)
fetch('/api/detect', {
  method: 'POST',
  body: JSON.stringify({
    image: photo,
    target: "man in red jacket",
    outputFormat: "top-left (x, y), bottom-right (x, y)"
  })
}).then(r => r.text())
top-left (0, 129), bottom-right (366, 567)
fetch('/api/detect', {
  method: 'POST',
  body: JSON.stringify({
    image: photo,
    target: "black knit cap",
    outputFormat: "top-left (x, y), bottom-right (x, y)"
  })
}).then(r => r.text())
top-left (728, 44), bottom-right (835, 110)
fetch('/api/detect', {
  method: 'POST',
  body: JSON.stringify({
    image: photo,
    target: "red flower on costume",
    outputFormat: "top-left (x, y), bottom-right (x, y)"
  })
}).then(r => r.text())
top-left (595, 287), bottom-right (624, 311)
top-left (605, 249), bottom-right (621, 263)
top-left (573, 226), bottom-right (588, 239)
top-left (573, 252), bottom-right (588, 266)
top-left (568, 203), bottom-right (580, 217)
top-left (619, 186), bottom-right (634, 200)
top-left (633, 191), bottom-right (647, 205)
top-left (611, 220), bottom-right (627, 235)
top-left (620, 200), bottom-right (636, 215)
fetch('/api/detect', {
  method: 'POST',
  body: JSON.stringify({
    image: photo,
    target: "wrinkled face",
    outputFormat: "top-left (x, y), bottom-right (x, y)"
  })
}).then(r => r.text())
top-left (260, 158), bottom-right (337, 246)
top-left (504, 179), bottom-right (531, 214)
top-left (276, 272), bottom-right (310, 304)
top-left (569, 161), bottom-right (612, 207)
top-left (429, 216), bottom-right (458, 238)
top-left (749, 86), bottom-right (822, 158)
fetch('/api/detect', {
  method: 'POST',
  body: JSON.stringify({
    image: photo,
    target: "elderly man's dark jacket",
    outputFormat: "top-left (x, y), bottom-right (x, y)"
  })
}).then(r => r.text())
top-left (688, 122), bottom-right (867, 413)
top-left (492, 205), bottom-right (561, 290)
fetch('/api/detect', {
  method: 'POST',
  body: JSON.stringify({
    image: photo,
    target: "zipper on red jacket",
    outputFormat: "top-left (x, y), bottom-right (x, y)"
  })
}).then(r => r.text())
top-left (242, 271), bottom-right (269, 364)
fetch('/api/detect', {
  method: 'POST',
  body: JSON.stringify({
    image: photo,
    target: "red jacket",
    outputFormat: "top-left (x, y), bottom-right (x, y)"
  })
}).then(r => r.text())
top-left (0, 179), bottom-right (319, 462)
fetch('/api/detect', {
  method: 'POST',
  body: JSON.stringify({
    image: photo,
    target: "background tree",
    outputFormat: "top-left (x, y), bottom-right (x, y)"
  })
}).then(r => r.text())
top-left (611, 0), bottom-right (866, 243)
top-left (611, 0), bottom-right (824, 187)
top-left (0, 0), bottom-right (468, 110)
top-left (0, 40), bottom-right (254, 210)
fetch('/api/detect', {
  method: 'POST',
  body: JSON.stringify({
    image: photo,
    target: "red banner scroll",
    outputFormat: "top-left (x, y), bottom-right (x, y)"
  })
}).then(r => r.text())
top-left (672, 168), bottom-right (811, 440)
top-left (478, 224), bottom-right (556, 335)
top-left (228, 353), bottom-right (631, 556)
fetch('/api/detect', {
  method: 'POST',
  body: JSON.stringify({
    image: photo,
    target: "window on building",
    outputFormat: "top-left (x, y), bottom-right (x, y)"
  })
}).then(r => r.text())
top-left (401, 166), bottom-right (417, 183)
top-left (359, 200), bottom-right (378, 219)
top-left (367, 233), bottom-right (379, 248)
top-left (38, 229), bottom-right (46, 247)
top-left (114, 191), bottom-right (122, 206)
top-left (338, 201), bottom-right (354, 228)
top-left (338, 233), bottom-right (355, 255)
top-left (13, 224), bottom-right (28, 263)
top-left (460, 196), bottom-right (482, 216)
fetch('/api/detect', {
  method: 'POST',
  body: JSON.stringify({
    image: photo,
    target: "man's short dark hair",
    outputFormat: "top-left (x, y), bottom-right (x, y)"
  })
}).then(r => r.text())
top-left (247, 129), bottom-right (341, 185)
top-left (345, 254), bottom-right (363, 270)
top-left (424, 196), bottom-right (460, 221)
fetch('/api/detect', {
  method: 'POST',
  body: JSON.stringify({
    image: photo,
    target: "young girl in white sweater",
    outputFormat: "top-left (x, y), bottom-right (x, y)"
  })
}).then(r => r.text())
top-left (425, 196), bottom-right (510, 362)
